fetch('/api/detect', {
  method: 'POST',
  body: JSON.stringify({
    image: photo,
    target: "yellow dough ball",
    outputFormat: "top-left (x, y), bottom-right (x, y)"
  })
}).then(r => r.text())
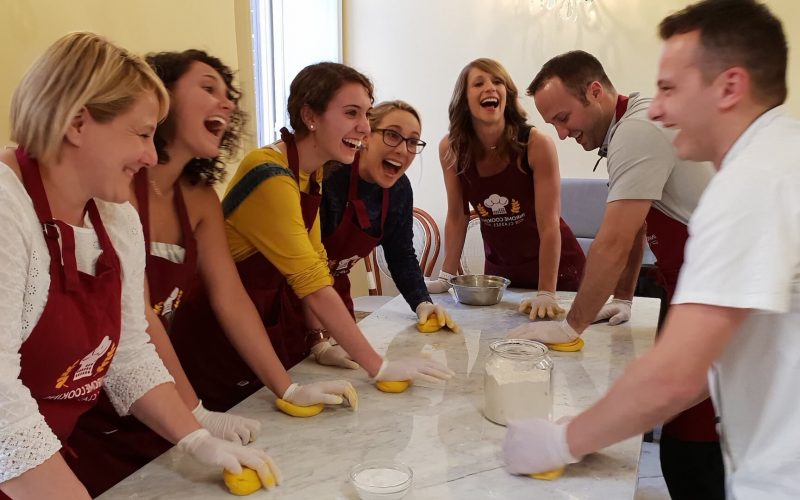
top-left (223, 467), bottom-right (261, 496)
top-left (547, 337), bottom-right (585, 352)
top-left (375, 380), bottom-right (411, 393)
top-left (530, 468), bottom-right (564, 480)
top-left (416, 315), bottom-right (442, 333)
top-left (275, 398), bottom-right (324, 417)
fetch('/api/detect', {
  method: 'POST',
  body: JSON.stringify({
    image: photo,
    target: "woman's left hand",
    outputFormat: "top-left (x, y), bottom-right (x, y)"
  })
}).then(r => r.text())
top-left (416, 301), bottom-right (461, 333)
top-left (311, 340), bottom-right (359, 369)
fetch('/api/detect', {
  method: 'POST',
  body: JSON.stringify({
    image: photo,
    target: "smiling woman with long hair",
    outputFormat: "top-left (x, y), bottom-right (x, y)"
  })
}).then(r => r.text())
top-left (429, 58), bottom-right (585, 320)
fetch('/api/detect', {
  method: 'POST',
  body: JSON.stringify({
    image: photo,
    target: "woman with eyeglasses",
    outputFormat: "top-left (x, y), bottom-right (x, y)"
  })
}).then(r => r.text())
top-left (171, 66), bottom-right (453, 401)
top-left (306, 101), bottom-right (459, 369)
top-left (428, 58), bottom-right (586, 320)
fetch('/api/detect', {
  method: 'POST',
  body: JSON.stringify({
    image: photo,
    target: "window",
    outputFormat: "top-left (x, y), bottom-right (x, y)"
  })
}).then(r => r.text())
top-left (250, 0), bottom-right (342, 146)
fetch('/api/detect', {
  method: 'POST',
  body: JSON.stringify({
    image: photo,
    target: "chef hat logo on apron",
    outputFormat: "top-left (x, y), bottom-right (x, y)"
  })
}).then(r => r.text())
top-left (484, 194), bottom-right (509, 215)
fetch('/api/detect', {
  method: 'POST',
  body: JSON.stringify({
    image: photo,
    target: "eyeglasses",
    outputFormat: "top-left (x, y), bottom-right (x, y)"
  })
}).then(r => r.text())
top-left (373, 128), bottom-right (427, 154)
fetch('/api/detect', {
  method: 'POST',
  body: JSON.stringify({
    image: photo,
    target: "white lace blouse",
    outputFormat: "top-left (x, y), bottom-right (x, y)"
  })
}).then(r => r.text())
top-left (0, 164), bottom-right (174, 482)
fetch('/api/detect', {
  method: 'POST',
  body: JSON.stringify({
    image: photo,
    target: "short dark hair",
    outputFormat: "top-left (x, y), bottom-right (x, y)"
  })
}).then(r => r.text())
top-left (146, 50), bottom-right (245, 186)
top-left (658, 0), bottom-right (787, 107)
top-left (527, 50), bottom-right (615, 104)
top-left (287, 62), bottom-right (374, 138)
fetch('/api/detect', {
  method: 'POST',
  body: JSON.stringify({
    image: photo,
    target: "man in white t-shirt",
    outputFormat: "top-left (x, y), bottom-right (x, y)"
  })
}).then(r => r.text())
top-left (514, 50), bottom-right (719, 498)
top-left (503, 1), bottom-right (800, 498)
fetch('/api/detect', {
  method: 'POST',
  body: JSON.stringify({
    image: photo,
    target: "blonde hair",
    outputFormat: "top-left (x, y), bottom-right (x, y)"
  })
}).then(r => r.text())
top-left (368, 100), bottom-right (421, 130)
top-left (10, 32), bottom-right (169, 163)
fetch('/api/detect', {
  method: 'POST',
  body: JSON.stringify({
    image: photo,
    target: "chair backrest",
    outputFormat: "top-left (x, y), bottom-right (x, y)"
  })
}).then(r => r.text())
top-left (367, 207), bottom-right (440, 295)
top-left (459, 212), bottom-right (484, 275)
top-left (560, 177), bottom-right (657, 265)
top-left (560, 178), bottom-right (608, 257)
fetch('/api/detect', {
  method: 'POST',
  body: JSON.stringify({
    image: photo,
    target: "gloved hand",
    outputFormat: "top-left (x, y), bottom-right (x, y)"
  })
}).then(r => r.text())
top-left (593, 298), bottom-right (632, 326)
top-left (192, 401), bottom-right (261, 445)
top-left (506, 319), bottom-right (579, 345)
top-left (425, 271), bottom-right (454, 294)
top-left (282, 380), bottom-right (358, 408)
top-left (310, 340), bottom-right (359, 369)
top-left (416, 301), bottom-right (461, 333)
top-left (503, 417), bottom-right (581, 475)
top-left (518, 291), bottom-right (565, 320)
top-left (177, 428), bottom-right (281, 489)
top-left (375, 358), bottom-right (455, 383)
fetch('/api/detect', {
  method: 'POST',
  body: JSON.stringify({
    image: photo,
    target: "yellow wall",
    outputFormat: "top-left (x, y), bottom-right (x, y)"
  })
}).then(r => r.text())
top-left (0, 0), bottom-right (256, 152)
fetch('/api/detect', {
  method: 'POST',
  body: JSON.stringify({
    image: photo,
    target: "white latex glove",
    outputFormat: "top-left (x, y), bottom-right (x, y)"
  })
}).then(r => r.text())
top-left (593, 298), bottom-right (632, 326)
top-left (177, 428), bottom-right (281, 489)
top-left (192, 401), bottom-right (261, 445)
top-left (518, 291), bottom-right (566, 320)
top-left (506, 319), bottom-right (579, 345)
top-left (375, 358), bottom-right (455, 383)
top-left (415, 301), bottom-right (461, 333)
top-left (424, 271), bottom-right (454, 294)
top-left (282, 381), bottom-right (358, 408)
top-left (310, 340), bottom-right (359, 369)
top-left (503, 417), bottom-right (581, 475)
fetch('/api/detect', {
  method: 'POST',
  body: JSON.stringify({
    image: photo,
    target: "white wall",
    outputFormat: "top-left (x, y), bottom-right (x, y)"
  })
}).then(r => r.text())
top-left (343, 0), bottom-right (800, 282)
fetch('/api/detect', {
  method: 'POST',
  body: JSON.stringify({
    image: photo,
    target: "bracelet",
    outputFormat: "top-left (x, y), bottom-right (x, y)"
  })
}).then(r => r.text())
top-left (306, 328), bottom-right (329, 342)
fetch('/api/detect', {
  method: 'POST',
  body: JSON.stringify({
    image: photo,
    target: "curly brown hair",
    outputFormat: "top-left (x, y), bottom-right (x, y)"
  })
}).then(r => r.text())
top-left (145, 49), bottom-right (246, 185)
top-left (446, 58), bottom-right (528, 175)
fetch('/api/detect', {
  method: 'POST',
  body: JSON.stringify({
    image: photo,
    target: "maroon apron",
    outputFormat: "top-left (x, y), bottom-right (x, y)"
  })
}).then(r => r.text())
top-left (323, 157), bottom-right (389, 318)
top-left (170, 128), bottom-right (319, 411)
top-left (608, 96), bottom-right (717, 442)
top-left (459, 126), bottom-right (585, 290)
top-left (5, 148), bottom-right (122, 500)
top-left (66, 170), bottom-right (200, 496)
top-left (645, 208), bottom-right (718, 441)
top-left (135, 169), bottom-right (199, 329)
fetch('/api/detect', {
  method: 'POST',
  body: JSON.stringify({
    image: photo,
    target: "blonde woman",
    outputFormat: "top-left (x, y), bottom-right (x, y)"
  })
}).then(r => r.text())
top-left (0, 33), bottom-right (278, 499)
top-left (307, 100), bottom-right (459, 371)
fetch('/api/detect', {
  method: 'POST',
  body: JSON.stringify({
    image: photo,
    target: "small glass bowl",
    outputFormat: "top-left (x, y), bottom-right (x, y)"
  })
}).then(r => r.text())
top-left (349, 459), bottom-right (413, 500)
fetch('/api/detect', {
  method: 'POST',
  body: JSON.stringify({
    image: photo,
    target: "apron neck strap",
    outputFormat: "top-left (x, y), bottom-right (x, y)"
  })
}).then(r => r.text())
top-left (281, 127), bottom-right (320, 196)
top-left (615, 94), bottom-right (630, 122)
top-left (133, 170), bottom-right (151, 249)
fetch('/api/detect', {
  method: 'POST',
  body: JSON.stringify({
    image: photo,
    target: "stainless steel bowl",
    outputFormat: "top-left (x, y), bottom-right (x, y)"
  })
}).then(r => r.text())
top-left (449, 274), bottom-right (511, 306)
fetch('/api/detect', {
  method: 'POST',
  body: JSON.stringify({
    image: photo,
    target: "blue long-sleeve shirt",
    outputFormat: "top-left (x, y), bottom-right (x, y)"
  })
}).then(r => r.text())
top-left (321, 164), bottom-right (431, 312)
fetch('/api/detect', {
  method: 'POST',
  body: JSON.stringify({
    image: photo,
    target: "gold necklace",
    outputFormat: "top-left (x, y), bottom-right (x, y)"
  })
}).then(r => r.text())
top-left (149, 179), bottom-right (166, 197)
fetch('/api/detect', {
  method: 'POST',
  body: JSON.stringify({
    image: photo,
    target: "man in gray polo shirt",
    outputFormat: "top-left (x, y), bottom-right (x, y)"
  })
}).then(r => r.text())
top-left (508, 51), bottom-right (718, 499)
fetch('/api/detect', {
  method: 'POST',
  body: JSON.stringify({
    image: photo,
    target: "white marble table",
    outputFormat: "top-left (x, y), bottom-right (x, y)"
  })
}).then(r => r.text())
top-left (99, 290), bottom-right (660, 500)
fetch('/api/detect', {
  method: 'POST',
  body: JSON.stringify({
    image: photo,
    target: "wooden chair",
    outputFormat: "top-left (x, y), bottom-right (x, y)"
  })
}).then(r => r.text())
top-left (354, 208), bottom-right (439, 314)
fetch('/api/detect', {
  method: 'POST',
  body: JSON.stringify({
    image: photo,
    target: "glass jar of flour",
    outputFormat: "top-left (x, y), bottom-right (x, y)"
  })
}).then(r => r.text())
top-left (484, 339), bottom-right (553, 425)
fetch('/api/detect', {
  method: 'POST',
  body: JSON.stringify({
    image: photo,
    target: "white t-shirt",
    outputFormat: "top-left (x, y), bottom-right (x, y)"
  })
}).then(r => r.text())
top-left (605, 93), bottom-right (715, 224)
top-left (672, 106), bottom-right (800, 499)
top-left (0, 162), bottom-right (174, 482)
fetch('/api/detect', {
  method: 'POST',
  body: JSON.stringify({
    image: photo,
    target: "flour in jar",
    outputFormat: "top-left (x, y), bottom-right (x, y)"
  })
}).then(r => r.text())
top-left (484, 358), bottom-right (552, 425)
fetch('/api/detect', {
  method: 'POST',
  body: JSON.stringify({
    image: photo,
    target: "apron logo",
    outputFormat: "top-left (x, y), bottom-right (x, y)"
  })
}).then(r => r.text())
top-left (74, 336), bottom-right (113, 380)
top-left (510, 199), bottom-right (521, 214)
top-left (329, 255), bottom-right (361, 276)
top-left (484, 194), bottom-right (509, 215)
top-left (154, 287), bottom-right (183, 317)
